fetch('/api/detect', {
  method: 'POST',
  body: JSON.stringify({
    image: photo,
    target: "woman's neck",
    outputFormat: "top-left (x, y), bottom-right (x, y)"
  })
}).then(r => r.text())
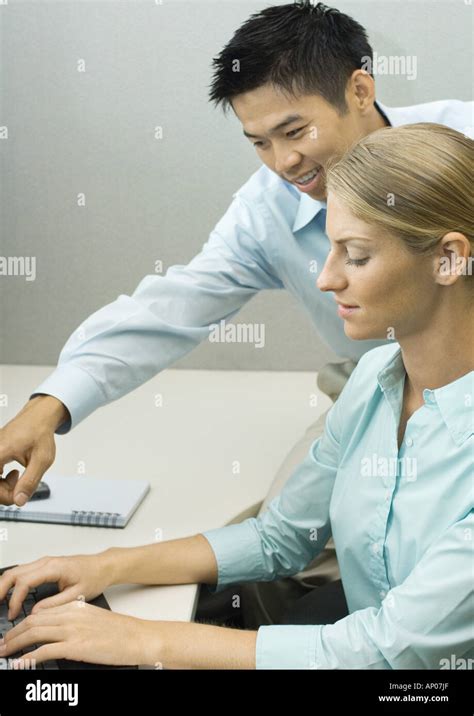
top-left (398, 298), bottom-right (474, 399)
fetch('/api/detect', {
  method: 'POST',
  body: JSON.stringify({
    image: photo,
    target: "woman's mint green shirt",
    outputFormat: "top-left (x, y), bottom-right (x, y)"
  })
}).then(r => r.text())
top-left (202, 344), bottom-right (474, 669)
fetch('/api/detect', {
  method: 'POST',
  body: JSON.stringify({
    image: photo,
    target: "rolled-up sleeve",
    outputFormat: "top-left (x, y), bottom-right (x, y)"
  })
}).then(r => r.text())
top-left (256, 510), bottom-right (474, 668)
top-left (30, 194), bottom-right (283, 434)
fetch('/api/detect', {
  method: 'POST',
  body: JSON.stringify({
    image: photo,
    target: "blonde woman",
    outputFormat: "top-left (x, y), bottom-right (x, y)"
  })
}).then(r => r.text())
top-left (0, 123), bottom-right (472, 669)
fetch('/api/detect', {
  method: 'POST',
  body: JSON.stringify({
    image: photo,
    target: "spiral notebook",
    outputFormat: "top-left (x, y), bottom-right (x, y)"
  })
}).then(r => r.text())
top-left (0, 474), bottom-right (150, 528)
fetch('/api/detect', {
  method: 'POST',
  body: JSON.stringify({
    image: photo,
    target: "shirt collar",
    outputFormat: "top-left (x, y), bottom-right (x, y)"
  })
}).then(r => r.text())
top-left (292, 194), bottom-right (326, 232)
top-left (376, 346), bottom-right (406, 394)
top-left (292, 100), bottom-right (393, 234)
top-left (377, 346), bottom-right (474, 446)
top-left (431, 371), bottom-right (474, 446)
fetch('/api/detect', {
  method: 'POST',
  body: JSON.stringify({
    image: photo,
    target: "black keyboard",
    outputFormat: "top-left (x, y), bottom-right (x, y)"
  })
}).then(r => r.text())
top-left (0, 566), bottom-right (138, 670)
top-left (0, 581), bottom-right (60, 669)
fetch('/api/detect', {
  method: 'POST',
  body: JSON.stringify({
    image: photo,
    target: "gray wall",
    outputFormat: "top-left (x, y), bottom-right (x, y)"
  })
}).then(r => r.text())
top-left (1, 0), bottom-right (472, 370)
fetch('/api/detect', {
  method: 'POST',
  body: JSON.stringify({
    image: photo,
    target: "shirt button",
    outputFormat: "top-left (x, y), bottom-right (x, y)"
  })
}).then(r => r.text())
top-left (379, 590), bottom-right (386, 599)
top-left (405, 437), bottom-right (413, 447)
top-left (372, 543), bottom-right (380, 554)
top-left (385, 491), bottom-right (391, 502)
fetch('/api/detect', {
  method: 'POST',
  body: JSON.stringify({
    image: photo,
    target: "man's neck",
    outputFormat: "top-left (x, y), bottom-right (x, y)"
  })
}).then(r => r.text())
top-left (370, 101), bottom-right (391, 131)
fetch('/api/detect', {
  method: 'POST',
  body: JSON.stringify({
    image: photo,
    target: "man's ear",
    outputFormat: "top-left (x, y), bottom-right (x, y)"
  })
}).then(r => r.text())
top-left (433, 231), bottom-right (472, 286)
top-left (348, 69), bottom-right (375, 114)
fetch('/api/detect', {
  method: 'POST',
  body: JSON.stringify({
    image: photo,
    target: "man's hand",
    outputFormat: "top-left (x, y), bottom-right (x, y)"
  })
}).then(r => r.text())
top-left (0, 395), bottom-right (69, 506)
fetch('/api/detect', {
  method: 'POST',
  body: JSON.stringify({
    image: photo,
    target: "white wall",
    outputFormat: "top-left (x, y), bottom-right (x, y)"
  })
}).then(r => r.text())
top-left (1, 0), bottom-right (472, 369)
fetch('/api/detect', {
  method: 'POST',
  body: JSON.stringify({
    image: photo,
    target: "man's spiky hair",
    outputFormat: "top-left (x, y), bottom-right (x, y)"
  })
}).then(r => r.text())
top-left (209, 1), bottom-right (373, 115)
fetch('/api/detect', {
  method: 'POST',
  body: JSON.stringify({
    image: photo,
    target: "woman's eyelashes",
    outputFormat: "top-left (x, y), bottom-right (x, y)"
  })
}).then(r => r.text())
top-left (345, 256), bottom-right (370, 267)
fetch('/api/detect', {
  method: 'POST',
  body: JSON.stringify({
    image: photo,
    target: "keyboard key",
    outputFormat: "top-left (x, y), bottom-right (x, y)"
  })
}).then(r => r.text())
top-left (0, 585), bottom-right (61, 670)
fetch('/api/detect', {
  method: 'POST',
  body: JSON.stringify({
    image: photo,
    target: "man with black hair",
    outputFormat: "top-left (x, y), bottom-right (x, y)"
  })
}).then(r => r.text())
top-left (0, 1), bottom-right (471, 627)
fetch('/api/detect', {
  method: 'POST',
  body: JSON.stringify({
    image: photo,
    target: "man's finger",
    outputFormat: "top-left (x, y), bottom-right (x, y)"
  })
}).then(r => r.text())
top-left (0, 470), bottom-right (20, 506)
top-left (12, 456), bottom-right (49, 506)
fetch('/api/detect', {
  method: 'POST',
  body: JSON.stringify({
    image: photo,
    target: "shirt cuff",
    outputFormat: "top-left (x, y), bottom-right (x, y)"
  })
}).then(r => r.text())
top-left (201, 521), bottom-right (265, 594)
top-left (256, 624), bottom-right (320, 669)
top-left (30, 364), bottom-right (107, 435)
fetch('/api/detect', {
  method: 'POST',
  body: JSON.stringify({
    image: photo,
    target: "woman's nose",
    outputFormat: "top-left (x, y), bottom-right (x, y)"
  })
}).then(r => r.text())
top-left (317, 253), bottom-right (347, 292)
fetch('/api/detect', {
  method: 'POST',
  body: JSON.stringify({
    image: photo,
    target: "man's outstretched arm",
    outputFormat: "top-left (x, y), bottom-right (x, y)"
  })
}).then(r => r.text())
top-left (0, 192), bottom-right (283, 505)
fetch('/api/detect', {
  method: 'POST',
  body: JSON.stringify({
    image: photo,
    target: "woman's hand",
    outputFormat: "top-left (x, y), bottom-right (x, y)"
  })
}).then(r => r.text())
top-left (0, 601), bottom-right (162, 667)
top-left (0, 551), bottom-right (119, 620)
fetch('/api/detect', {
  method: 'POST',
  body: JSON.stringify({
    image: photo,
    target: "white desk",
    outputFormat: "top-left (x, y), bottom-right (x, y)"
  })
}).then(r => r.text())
top-left (0, 365), bottom-right (330, 626)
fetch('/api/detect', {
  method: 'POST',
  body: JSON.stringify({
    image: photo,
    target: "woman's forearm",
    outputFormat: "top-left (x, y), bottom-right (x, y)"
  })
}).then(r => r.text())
top-left (156, 621), bottom-right (257, 669)
top-left (101, 538), bottom-right (258, 669)
top-left (103, 534), bottom-right (218, 587)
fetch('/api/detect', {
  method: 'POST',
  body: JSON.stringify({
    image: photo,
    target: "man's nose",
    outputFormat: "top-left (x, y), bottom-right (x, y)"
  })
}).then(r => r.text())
top-left (274, 148), bottom-right (301, 175)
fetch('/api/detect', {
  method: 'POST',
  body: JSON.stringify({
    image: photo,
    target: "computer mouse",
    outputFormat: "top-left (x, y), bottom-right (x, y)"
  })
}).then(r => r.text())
top-left (30, 481), bottom-right (51, 501)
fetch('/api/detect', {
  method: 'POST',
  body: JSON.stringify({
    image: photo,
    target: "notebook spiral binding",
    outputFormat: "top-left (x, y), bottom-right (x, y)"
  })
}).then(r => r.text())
top-left (71, 511), bottom-right (121, 527)
top-left (0, 506), bottom-right (121, 527)
top-left (0, 506), bottom-right (21, 520)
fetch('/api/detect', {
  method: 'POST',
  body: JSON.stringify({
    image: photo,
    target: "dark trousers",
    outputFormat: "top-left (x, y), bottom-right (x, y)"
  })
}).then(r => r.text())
top-left (279, 578), bottom-right (348, 624)
top-left (195, 578), bottom-right (349, 628)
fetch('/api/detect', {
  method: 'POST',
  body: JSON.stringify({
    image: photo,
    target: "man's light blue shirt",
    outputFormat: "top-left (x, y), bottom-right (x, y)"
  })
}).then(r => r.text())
top-left (202, 344), bottom-right (474, 669)
top-left (31, 99), bottom-right (473, 432)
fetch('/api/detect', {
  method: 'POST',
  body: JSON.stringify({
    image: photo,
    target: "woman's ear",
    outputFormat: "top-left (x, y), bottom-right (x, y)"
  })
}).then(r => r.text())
top-left (433, 232), bottom-right (472, 286)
